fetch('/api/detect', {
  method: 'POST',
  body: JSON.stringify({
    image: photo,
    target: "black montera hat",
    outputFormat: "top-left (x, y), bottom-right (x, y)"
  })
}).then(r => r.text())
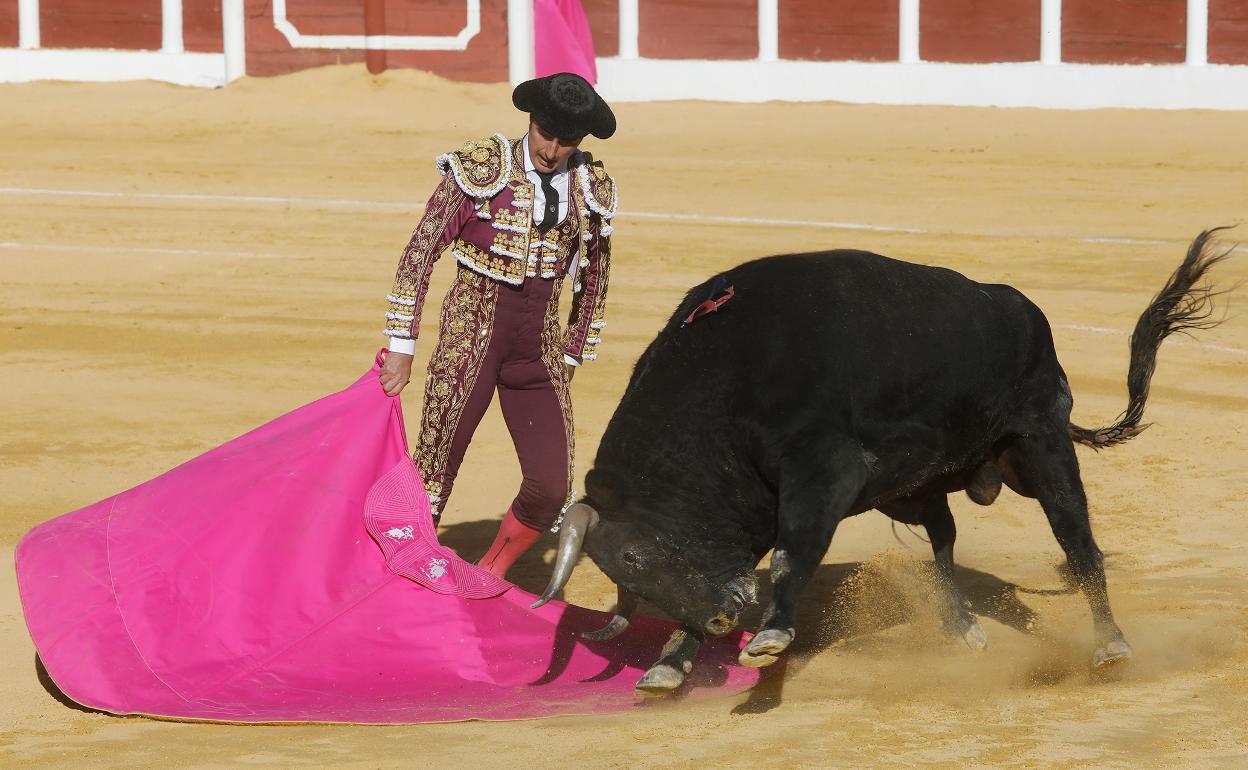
top-left (512, 72), bottom-right (616, 140)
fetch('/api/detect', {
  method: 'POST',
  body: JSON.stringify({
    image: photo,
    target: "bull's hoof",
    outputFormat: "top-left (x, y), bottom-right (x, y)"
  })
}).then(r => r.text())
top-left (738, 629), bottom-right (794, 668)
top-left (635, 664), bottom-right (685, 698)
top-left (1092, 638), bottom-right (1133, 669)
top-left (961, 617), bottom-right (989, 652)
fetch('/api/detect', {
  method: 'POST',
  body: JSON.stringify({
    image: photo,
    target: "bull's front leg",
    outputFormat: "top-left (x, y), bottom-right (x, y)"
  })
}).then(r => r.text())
top-left (740, 448), bottom-right (867, 668)
top-left (923, 498), bottom-right (989, 651)
top-left (635, 627), bottom-right (702, 697)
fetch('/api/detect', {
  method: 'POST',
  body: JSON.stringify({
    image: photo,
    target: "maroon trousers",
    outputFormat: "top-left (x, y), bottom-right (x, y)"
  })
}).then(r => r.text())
top-left (414, 266), bottom-right (573, 531)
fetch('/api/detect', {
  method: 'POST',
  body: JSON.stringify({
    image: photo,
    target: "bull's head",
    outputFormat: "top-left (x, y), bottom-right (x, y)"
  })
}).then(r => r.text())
top-left (531, 503), bottom-right (759, 638)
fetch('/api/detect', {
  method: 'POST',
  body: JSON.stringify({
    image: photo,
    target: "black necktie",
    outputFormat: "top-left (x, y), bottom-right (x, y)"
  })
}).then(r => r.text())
top-left (537, 171), bottom-right (559, 234)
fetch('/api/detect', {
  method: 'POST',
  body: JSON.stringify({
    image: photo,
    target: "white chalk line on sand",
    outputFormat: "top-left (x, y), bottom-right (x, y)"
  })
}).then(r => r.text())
top-left (0, 240), bottom-right (284, 259)
top-left (4, 238), bottom-right (1244, 359)
top-left (4, 186), bottom-right (1245, 248)
top-left (3, 188), bottom-right (1244, 358)
top-left (1054, 323), bottom-right (1248, 359)
top-left (0, 186), bottom-right (923, 232)
top-left (0, 186), bottom-right (415, 213)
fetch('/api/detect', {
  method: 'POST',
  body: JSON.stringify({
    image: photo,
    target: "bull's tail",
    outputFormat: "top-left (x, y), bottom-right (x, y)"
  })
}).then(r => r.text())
top-left (1069, 227), bottom-right (1237, 450)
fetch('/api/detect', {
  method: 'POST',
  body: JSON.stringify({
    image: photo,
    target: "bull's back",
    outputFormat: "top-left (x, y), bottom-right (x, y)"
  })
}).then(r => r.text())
top-left (665, 250), bottom-right (1052, 390)
top-left (618, 251), bottom-right (1059, 495)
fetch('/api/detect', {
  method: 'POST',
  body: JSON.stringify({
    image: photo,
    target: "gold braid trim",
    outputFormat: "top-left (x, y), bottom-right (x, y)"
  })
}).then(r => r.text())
top-left (562, 172), bottom-right (610, 361)
top-left (582, 233), bottom-right (611, 361)
top-left (452, 238), bottom-right (527, 285)
top-left (435, 133), bottom-right (512, 199)
top-left (575, 154), bottom-right (618, 220)
top-left (414, 269), bottom-right (499, 511)
top-left (386, 175), bottom-right (467, 340)
top-left (540, 278), bottom-right (576, 530)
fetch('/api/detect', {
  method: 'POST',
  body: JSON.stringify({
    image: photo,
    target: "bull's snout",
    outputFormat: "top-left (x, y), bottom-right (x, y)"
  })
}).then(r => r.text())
top-left (705, 611), bottom-right (738, 636)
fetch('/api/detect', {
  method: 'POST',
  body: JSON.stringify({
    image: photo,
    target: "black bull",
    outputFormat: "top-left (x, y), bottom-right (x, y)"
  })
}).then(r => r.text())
top-left (534, 230), bottom-right (1232, 696)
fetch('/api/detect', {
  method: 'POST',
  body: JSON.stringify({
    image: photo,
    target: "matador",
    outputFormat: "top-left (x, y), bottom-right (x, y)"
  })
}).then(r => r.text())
top-left (377, 73), bottom-right (618, 579)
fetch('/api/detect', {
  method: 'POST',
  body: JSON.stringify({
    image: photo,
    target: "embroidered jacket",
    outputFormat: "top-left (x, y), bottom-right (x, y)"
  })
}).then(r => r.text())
top-left (384, 133), bottom-right (617, 363)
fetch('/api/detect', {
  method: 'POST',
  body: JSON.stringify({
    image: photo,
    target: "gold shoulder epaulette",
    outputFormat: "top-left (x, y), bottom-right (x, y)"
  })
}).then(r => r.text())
top-left (575, 152), bottom-right (618, 223)
top-left (435, 132), bottom-right (513, 199)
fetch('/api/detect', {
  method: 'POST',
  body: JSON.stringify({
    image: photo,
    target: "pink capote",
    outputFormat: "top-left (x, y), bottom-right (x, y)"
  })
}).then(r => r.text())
top-left (15, 354), bottom-right (758, 723)
top-left (535, 0), bottom-right (597, 83)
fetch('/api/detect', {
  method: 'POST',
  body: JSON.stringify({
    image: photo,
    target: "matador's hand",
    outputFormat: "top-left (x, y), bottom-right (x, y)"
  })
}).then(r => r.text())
top-left (379, 351), bottom-right (414, 397)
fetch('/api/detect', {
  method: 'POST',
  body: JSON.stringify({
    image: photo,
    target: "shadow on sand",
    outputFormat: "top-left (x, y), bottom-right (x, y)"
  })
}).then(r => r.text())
top-left (32, 517), bottom-right (1072, 720)
top-left (436, 517), bottom-right (561, 598)
top-left (731, 559), bottom-right (1063, 715)
top-left (35, 655), bottom-right (110, 716)
top-left (438, 517), bottom-right (1067, 715)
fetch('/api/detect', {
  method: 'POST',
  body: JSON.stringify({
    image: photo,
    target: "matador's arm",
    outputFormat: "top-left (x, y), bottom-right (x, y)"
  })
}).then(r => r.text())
top-left (383, 174), bottom-right (474, 353)
top-left (563, 159), bottom-right (618, 364)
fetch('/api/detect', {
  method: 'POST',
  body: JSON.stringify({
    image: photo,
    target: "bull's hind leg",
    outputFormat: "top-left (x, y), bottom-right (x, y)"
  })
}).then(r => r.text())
top-left (1004, 430), bottom-right (1131, 668)
top-left (879, 495), bottom-right (988, 651)
top-left (740, 444), bottom-right (867, 668)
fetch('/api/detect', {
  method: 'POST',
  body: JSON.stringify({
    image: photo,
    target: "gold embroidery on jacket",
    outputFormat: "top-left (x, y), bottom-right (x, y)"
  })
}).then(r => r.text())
top-left (509, 138), bottom-right (529, 183)
top-left (510, 182), bottom-right (534, 209)
top-left (415, 268), bottom-right (499, 509)
top-left (579, 158), bottom-right (618, 220)
top-left (491, 231), bottom-right (529, 260)
top-left (491, 205), bottom-right (529, 233)
top-left (533, 213), bottom-right (580, 278)
top-left (452, 239), bottom-right (527, 285)
top-left (385, 176), bottom-right (467, 339)
top-left (539, 278), bottom-right (575, 515)
top-left (436, 134), bottom-right (512, 199)
top-left (584, 234), bottom-right (611, 360)
top-left (561, 168), bottom-right (611, 361)
top-left (444, 136), bottom-right (592, 293)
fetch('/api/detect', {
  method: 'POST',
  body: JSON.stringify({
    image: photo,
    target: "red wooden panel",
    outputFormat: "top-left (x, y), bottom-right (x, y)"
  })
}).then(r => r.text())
top-left (0, 1), bottom-right (19, 48)
top-left (582, 0), bottom-right (619, 57)
top-left (285, 0), bottom-right (363, 36)
top-left (40, 0), bottom-right (162, 50)
top-left (779, 0), bottom-right (898, 61)
top-left (639, 0), bottom-right (757, 60)
top-left (921, 0), bottom-right (1040, 62)
top-left (282, 0), bottom-right (473, 37)
top-left (1210, 0), bottom-right (1248, 64)
top-left (184, 0), bottom-right (223, 53)
top-left (391, 0), bottom-right (493, 35)
top-left (244, 0), bottom-right (509, 82)
top-left (1063, 0), bottom-right (1187, 64)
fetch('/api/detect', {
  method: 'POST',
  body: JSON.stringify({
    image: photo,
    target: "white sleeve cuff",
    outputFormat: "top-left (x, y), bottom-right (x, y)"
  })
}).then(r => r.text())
top-left (563, 354), bottom-right (581, 367)
top-left (388, 337), bottom-right (416, 355)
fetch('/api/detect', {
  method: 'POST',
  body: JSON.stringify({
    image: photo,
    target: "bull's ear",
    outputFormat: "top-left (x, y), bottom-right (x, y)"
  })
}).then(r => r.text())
top-left (582, 468), bottom-right (614, 498)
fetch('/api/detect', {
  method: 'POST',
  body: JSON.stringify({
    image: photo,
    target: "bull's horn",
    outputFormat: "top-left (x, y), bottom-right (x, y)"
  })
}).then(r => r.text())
top-left (531, 503), bottom-right (599, 609)
top-left (580, 585), bottom-right (639, 641)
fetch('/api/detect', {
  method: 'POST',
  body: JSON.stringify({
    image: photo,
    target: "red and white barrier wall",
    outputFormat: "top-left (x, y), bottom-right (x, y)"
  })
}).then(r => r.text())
top-left (584, 0), bottom-right (1248, 108)
top-left (2, 0), bottom-right (1247, 108)
top-left (0, 1), bottom-right (512, 85)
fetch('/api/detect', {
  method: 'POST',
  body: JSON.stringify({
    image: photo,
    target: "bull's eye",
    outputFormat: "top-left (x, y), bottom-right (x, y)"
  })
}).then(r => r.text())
top-left (620, 549), bottom-right (643, 568)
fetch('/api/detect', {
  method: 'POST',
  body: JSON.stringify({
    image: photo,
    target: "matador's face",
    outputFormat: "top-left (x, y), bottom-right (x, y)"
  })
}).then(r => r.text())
top-left (527, 119), bottom-right (582, 173)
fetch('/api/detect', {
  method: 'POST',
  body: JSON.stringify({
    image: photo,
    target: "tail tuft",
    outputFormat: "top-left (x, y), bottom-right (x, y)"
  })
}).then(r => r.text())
top-left (1069, 227), bottom-right (1236, 450)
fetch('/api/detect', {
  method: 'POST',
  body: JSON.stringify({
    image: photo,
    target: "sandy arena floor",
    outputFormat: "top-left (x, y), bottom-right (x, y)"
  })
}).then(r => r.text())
top-left (1, 67), bottom-right (1246, 767)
